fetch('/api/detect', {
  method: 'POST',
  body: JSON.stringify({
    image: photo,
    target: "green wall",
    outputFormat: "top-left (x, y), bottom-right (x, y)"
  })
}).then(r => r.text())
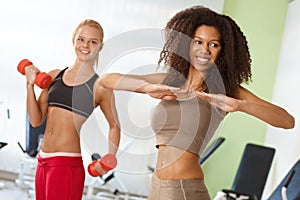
top-left (202, 0), bottom-right (289, 197)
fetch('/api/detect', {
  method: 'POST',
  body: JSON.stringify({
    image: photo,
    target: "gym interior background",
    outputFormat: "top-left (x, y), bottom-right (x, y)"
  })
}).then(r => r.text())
top-left (0, 0), bottom-right (299, 199)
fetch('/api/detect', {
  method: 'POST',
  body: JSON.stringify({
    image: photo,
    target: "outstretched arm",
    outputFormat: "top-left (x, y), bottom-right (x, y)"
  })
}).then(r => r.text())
top-left (99, 73), bottom-right (184, 100)
top-left (195, 86), bottom-right (294, 129)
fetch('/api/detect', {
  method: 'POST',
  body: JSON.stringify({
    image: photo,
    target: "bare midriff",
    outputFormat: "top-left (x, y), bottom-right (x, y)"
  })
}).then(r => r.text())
top-left (40, 107), bottom-right (87, 154)
top-left (154, 145), bottom-right (204, 180)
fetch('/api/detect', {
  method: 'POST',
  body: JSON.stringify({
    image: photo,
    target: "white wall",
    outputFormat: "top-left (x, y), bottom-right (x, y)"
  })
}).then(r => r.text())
top-left (0, 0), bottom-right (224, 196)
top-left (264, 0), bottom-right (300, 198)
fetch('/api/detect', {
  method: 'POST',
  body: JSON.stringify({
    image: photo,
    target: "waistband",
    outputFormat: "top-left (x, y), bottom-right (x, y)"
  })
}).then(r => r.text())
top-left (152, 174), bottom-right (205, 188)
top-left (39, 149), bottom-right (81, 158)
top-left (38, 154), bottom-right (83, 167)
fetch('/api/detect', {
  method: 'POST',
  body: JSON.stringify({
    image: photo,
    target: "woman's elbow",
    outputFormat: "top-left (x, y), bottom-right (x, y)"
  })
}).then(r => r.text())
top-left (30, 120), bottom-right (44, 128)
top-left (286, 116), bottom-right (295, 129)
top-left (281, 115), bottom-right (295, 129)
top-left (99, 73), bottom-right (119, 89)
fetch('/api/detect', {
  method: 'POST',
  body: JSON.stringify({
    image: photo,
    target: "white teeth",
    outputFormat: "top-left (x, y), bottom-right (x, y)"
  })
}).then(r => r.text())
top-left (197, 57), bottom-right (209, 63)
top-left (81, 50), bottom-right (89, 54)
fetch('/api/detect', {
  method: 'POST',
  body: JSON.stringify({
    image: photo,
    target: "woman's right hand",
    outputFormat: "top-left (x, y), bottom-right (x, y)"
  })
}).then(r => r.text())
top-left (24, 65), bottom-right (40, 86)
top-left (143, 84), bottom-right (188, 100)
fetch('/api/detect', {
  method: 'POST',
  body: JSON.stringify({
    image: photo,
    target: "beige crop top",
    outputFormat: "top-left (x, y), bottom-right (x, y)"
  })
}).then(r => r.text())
top-left (150, 97), bottom-right (225, 156)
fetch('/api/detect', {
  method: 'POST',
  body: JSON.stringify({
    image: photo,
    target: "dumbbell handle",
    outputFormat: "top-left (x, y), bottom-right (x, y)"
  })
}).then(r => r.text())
top-left (17, 59), bottom-right (51, 89)
top-left (88, 153), bottom-right (117, 177)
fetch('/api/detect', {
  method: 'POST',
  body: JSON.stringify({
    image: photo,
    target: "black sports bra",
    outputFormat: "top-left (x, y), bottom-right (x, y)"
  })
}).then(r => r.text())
top-left (48, 67), bottom-right (99, 118)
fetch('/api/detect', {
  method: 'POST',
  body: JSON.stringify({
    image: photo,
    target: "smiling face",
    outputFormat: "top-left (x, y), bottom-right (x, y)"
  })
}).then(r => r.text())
top-left (73, 25), bottom-right (103, 63)
top-left (189, 25), bottom-right (222, 72)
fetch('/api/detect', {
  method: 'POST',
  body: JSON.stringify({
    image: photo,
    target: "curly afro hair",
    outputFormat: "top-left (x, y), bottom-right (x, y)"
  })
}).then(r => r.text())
top-left (159, 6), bottom-right (252, 97)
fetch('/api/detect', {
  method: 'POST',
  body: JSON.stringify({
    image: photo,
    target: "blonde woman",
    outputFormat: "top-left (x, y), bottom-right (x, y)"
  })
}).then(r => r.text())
top-left (25, 19), bottom-right (120, 200)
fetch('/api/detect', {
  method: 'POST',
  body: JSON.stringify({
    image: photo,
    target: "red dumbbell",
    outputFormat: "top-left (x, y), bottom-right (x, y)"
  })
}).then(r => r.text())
top-left (88, 153), bottom-right (117, 177)
top-left (17, 59), bottom-right (51, 89)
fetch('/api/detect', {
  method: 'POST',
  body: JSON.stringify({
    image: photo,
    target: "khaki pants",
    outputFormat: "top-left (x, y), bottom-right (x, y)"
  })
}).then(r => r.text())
top-left (148, 174), bottom-right (211, 200)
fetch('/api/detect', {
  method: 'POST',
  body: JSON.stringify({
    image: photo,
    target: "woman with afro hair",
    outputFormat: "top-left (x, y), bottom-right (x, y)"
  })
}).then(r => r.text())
top-left (99, 6), bottom-right (294, 200)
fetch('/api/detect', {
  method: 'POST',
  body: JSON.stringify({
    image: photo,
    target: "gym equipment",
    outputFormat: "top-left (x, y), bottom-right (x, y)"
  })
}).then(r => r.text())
top-left (200, 137), bottom-right (225, 164)
top-left (17, 114), bottom-right (46, 158)
top-left (13, 114), bottom-right (44, 198)
top-left (221, 143), bottom-right (276, 200)
top-left (281, 170), bottom-right (295, 200)
top-left (0, 142), bottom-right (7, 150)
top-left (26, 114), bottom-right (46, 157)
top-left (268, 159), bottom-right (300, 200)
top-left (17, 59), bottom-right (51, 89)
top-left (0, 141), bottom-right (6, 190)
top-left (15, 141), bottom-right (38, 196)
top-left (88, 153), bottom-right (117, 177)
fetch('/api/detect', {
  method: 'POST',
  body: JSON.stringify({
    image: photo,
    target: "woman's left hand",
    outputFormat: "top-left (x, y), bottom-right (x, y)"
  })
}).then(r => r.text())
top-left (195, 91), bottom-right (242, 113)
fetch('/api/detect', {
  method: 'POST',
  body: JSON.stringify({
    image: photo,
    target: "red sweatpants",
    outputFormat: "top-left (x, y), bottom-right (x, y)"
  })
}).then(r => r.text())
top-left (35, 155), bottom-right (85, 200)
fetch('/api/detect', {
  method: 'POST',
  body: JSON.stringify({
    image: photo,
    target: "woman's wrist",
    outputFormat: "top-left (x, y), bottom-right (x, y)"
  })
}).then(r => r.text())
top-left (139, 82), bottom-right (151, 93)
top-left (27, 81), bottom-right (34, 88)
top-left (237, 99), bottom-right (247, 112)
